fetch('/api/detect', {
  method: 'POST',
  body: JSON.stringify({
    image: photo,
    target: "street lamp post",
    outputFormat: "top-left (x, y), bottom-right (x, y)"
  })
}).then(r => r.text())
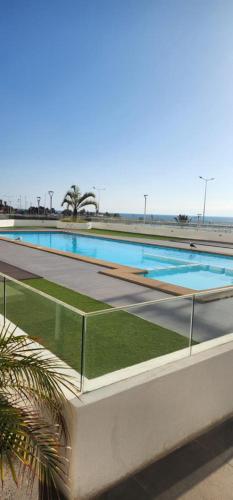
top-left (17, 196), bottom-right (22, 210)
top-left (48, 190), bottom-right (54, 213)
top-left (93, 186), bottom-right (106, 214)
top-left (197, 213), bottom-right (202, 226)
top-left (37, 196), bottom-right (41, 216)
top-left (144, 194), bottom-right (148, 224)
top-left (199, 176), bottom-right (215, 224)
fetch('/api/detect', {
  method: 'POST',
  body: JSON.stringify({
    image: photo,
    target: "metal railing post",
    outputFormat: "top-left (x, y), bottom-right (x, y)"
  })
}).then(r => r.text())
top-left (189, 294), bottom-right (195, 355)
top-left (80, 315), bottom-right (86, 393)
top-left (54, 303), bottom-right (61, 340)
top-left (3, 277), bottom-right (6, 327)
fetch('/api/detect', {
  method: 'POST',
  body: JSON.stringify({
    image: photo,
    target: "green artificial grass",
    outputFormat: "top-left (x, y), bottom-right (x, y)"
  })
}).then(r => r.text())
top-left (77, 228), bottom-right (183, 241)
top-left (24, 278), bottom-right (109, 312)
top-left (3, 277), bottom-right (190, 378)
top-left (0, 225), bottom-right (185, 241)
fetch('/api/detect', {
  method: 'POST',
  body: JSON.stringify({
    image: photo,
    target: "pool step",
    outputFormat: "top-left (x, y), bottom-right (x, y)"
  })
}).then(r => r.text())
top-left (143, 253), bottom-right (192, 266)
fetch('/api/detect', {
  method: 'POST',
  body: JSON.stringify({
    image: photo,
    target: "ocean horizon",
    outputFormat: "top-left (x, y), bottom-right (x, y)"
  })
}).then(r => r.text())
top-left (119, 213), bottom-right (233, 225)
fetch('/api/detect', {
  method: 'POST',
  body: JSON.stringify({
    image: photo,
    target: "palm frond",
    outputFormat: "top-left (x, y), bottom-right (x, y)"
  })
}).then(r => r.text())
top-left (78, 199), bottom-right (98, 211)
top-left (0, 396), bottom-right (67, 494)
top-left (77, 192), bottom-right (96, 205)
top-left (0, 323), bottom-right (78, 495)
top-left (69, 185), bottom-right (81, 200)
top-left (61, 193), bottom-right (74, 207)
top-left (0, 330), bottom-right (76, 396)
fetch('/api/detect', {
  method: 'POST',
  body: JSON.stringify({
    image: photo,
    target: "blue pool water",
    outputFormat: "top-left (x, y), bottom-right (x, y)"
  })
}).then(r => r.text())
top-left (1, 231), bottom-right (233, 290)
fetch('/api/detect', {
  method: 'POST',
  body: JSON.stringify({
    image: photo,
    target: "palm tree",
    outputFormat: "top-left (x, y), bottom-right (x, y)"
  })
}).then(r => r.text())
top-left (61, 185), bottom-right (97, 217)
top-left (0, 322), bottom-right (77, 499)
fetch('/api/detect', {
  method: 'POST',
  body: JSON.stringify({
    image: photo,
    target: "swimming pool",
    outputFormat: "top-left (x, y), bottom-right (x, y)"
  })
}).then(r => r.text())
top-left (1, 231), bottom-right (233, 291)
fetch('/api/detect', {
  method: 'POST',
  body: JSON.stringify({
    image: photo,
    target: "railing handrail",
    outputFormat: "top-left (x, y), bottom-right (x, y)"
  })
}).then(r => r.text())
top-left (2, 268), bottom-right (233, 394)
top-left (85, 284), bottom-right (233, 317)
top-left (1, 269), bottom-right (233, 320)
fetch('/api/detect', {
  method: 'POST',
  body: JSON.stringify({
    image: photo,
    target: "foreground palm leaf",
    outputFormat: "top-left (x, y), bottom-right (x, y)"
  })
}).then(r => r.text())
top-left (0, 322), bottom-right (78, 498)
top-left (61, 184), bottom-right (97, 216)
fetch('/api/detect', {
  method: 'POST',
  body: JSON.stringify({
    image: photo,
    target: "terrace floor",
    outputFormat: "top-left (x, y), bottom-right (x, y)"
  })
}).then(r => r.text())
top-left (3, 417), bottom-right (233, 499)
top-left (1, 234), bottom-right (233, 498)
top-left (98, 417), bottom-right (233, 500)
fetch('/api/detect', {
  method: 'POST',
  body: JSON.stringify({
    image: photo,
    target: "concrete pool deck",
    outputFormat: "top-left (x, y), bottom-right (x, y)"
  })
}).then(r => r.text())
top-left (0, 239), bottom-right (233, 343)
top-left (0, 239), bottom-right (166, 304)
top-left (2, 229), bottom-right (233, 295)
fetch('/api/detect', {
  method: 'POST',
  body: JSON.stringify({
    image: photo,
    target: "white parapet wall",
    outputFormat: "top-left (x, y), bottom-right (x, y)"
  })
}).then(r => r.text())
top-left (14, 219), bottom-right (58, 227)
top-left (57, 221), bottom-right (92, 230)
top-left (0, 219), bottom-right (57, 228)
top-left (0, 219), bottom-right (14, 227)
top-left (66, 340), bottom-right (233, 500)
top-left (92, 221), bottom-right (233, 243)
top-left (0, 219), bottom-right (92, 229)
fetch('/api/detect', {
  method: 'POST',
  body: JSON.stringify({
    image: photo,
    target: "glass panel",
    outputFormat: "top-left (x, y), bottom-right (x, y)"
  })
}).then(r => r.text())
top-left (5, 279), bottom-right (83, 389)
top-left (0, 276), bottom-right (4, 325)
top-left (192, 288), bottom-right (233, 347)
top-left (84, 297), bottom-right (193, 388)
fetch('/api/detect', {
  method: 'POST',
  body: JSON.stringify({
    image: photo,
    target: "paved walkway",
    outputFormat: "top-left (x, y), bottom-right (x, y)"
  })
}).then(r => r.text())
top-left (3, 418), bottom-right (233, 499)
top-left (0, 239), bottom-right (167, 305)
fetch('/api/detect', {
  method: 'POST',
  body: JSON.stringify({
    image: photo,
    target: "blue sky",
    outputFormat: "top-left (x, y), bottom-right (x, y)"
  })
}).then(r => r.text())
top-left (1, 0), bottom-right (233, 215)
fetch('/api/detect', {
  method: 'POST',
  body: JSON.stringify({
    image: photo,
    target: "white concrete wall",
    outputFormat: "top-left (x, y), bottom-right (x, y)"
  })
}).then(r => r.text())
top-left (92, 221), bottom-right (233, 243)
top-left (57, 221), bottom-right (92, 230)
top-left (0, 219), bottom-right (14, 227)
top-left (0, 219), bottom-right (92, 229)
top-left (0, 219), bottom-right (57, 228)
top-left (14, 219), bottom-right (57, 227)
top-left (67, 340), bottom-right (233, 499)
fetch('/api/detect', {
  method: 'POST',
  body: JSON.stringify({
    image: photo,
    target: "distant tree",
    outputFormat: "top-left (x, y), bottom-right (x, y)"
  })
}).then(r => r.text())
top-left (174, 214), bottom-right (192, 224)
top-left (0, 200), bottom-right (13, 214)
top-left (62, 208), bottom-right (72, 217)
top-left (28, 206), bottom-right (38, 215)
top-left (61, 185), bottom-right (97, 216)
